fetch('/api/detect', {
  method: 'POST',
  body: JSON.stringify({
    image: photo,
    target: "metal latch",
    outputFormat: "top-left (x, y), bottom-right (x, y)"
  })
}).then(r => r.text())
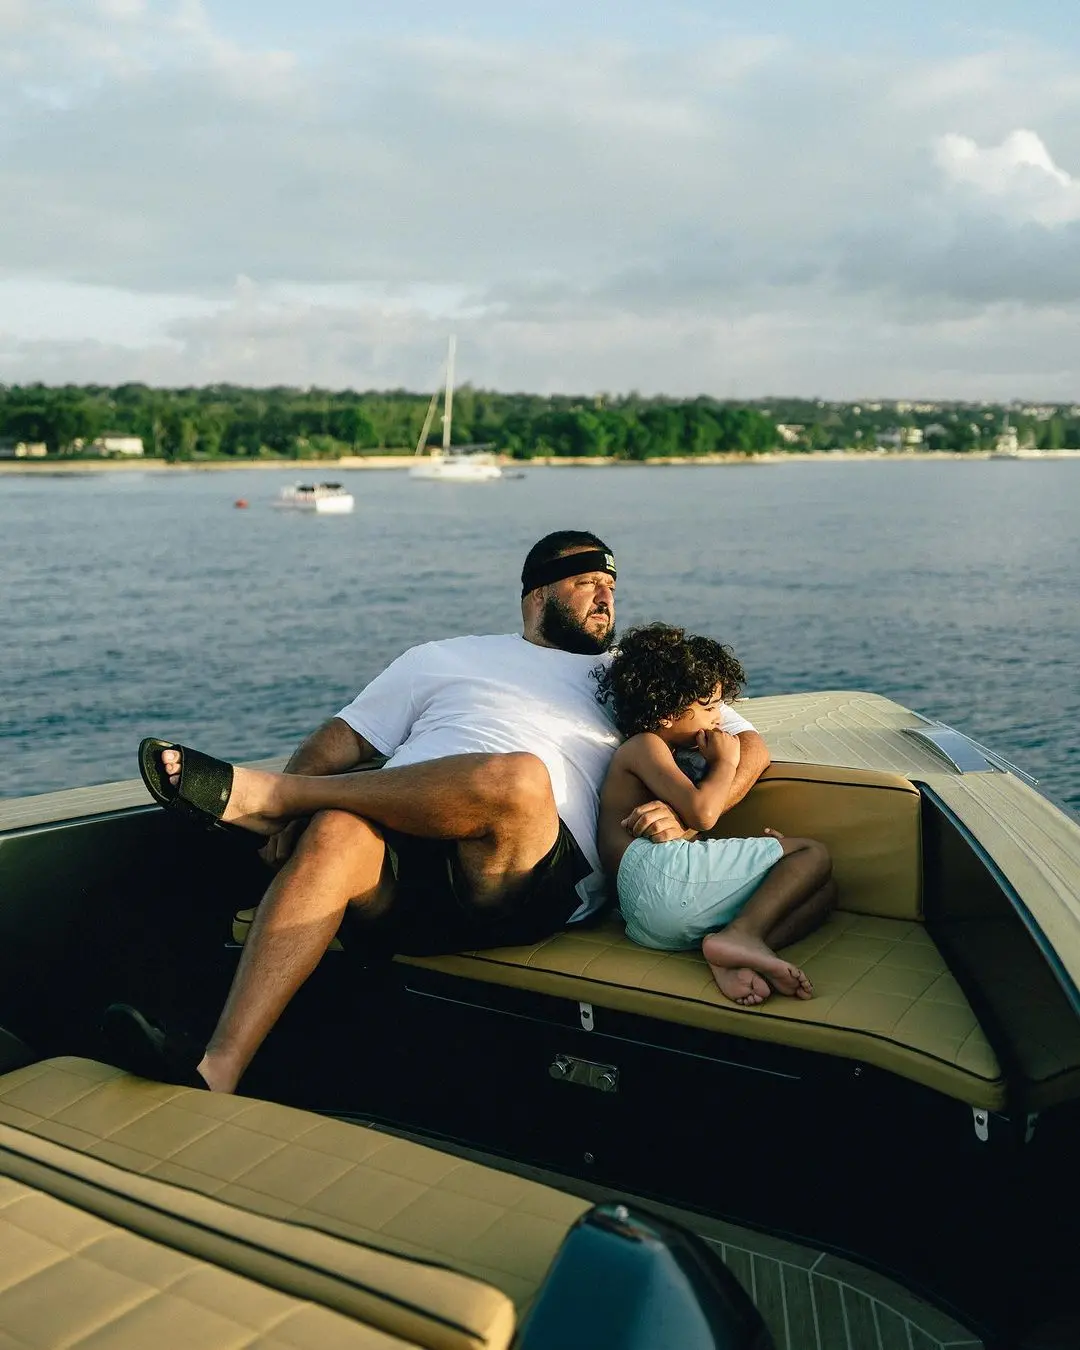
top-left (549, 1055), bottom-right (619, 1092)
top-left (579, 1001), bottom-right (594, 1031)
top-left (972, 1107), bottom-right (989, 1142)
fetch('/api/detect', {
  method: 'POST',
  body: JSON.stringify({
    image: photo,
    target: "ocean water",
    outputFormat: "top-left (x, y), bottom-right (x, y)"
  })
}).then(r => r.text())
top-left (2, 460), bottom-right (1078, 812)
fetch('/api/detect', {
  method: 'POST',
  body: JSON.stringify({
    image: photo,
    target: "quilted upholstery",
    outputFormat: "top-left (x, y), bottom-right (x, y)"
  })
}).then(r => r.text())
top-left (400, 910), bottom-right (1005, 1108)
top-left (232, 760), bottom-right (999, 1104)
top-left (0, 1121), bottom-right (515, 1350)
top-left (0, 1175), bottom-right (418, 1349)
top-left (708, 762), bottom-right (923, 920)
top-left (0, 1058), bottom-right (588, 1312)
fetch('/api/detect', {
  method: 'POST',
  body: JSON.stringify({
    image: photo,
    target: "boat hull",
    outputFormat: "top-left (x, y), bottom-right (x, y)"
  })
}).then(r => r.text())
top-left (275, 484), bottom-right (355, 511)
top-left (409, 455), bottom-right (503, 481)
top-left (0, 798), bottom-right (1075, 1345)
top-left (3, 690), bottom-right (1080, 1346)
top-left (273, 496), bottom-right (355, 512)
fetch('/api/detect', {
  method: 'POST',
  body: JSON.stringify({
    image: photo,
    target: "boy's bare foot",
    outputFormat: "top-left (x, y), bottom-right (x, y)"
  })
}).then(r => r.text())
top-left (707, 964), bottom-right (772, 1006)
top-left (159, 748), bottom-right (288, 837)
top-left (702, 928), bottom-right (814, 1001)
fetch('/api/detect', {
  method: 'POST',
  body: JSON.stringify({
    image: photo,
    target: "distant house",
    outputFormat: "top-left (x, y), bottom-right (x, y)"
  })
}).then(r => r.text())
top-left (875, 427), bottom-right (923, 451)
top-left (92, 435), bottom-right (145, 456)
top-left (0, 439), bottom-right (48, 459)
top-left (776, 423), bottom-right (805, 444)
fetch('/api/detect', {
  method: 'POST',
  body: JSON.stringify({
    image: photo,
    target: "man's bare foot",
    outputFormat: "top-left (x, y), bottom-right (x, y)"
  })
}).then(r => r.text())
top-left (702, 928), bottom-right (814, 1000)
top-left (708, 964), bottom-right (772, 1006)
top-left (159, 748), bottom-right (289, 837)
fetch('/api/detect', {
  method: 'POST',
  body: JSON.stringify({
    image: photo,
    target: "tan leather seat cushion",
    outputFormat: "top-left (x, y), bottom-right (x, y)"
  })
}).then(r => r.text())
top-left (402, 910), bottom-right (1004, 1109)
top-left (0, 1058), bottom-right (589, 1313)
top-left (0, 1174), bottom-right (421, 1350)
top-left (709, 762), bottom-right (923, 921)
top-left (0, 1120), bottom-right (514, 1350)
top-left (239, 763), bottom-right (995, 1104)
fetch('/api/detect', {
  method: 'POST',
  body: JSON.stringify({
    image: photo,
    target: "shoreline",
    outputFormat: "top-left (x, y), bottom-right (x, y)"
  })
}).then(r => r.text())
top-left (2, 449), bottom-right (1079, 474)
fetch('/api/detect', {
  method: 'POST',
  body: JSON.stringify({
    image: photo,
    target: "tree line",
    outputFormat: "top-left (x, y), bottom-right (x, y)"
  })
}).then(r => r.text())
top-left (4, 383), bottom-right (1079, 460)
top-left (0, 383), bottom-right (780, 460)
top-left (761, 397), bottom-right (1080, 452)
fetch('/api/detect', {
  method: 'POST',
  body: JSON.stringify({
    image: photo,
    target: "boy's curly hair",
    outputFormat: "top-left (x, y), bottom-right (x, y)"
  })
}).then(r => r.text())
top-left (594, 623), bottom-right (746, 737)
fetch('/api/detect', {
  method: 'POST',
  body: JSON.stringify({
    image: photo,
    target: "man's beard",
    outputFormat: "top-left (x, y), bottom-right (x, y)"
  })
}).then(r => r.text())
top-left (539, 595), bottom-right (615, 655)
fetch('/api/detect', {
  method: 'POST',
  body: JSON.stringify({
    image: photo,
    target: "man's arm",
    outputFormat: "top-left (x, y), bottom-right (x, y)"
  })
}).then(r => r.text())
top-left (724, 731), bottom-right (770, 810)
top-left (260, 718), bottom-right (382, 867)
top-left (621, 799), bottom-right (696, 844)
top-left (282, 716), bottom-right (381, 776)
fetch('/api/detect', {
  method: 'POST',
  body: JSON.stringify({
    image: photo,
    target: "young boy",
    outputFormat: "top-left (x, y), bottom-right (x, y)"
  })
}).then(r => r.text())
top-left (594, 624), bottom-right (836, 1006)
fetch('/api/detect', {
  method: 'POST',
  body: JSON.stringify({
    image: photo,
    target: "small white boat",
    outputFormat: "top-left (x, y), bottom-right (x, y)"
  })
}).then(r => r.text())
top-left (275, 482), bottom-right (355, 513)
top-left (409, 335), bottom-right (504, 482)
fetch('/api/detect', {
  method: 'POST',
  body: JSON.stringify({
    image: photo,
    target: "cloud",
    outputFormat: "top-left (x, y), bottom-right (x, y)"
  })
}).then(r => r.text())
top-left (836, 212), bottom-right (1080, 306)
top-left (4, 10), bottom-right (1080, 395)
top-left (935, 128), bottom-right (1080, 226)
top-left (2, 275), bottom-right (1078, 403)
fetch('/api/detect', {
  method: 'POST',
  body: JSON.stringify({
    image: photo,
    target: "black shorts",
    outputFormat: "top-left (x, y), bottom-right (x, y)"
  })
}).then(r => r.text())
top-left (340, 819), bottom-right (592, 958)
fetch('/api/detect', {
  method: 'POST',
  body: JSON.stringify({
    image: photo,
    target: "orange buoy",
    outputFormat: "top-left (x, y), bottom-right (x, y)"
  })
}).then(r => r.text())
top-left (234, 498), bottom-right (249, 509)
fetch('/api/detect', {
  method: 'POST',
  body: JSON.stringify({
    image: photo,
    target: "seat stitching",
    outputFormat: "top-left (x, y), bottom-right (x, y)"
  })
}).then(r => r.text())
top-left (446, 937), bottom-right (1001, 1080)
top-left (0, 1234), bottom-right (167, 1344)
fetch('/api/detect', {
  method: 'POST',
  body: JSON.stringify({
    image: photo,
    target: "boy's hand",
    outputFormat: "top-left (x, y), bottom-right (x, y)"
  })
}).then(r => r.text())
top-left (622, 801), bottom-right (689, 843)
top-left (697, 728), bottom-right (741, 768)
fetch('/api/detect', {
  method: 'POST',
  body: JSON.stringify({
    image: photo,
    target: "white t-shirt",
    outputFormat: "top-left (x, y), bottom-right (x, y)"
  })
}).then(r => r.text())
top-left (336, 633), bottom-right (756, 920)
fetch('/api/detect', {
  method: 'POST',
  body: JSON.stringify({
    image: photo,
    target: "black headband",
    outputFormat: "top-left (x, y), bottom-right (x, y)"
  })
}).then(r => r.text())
top-left (521, 549), bottom-right (617, 597)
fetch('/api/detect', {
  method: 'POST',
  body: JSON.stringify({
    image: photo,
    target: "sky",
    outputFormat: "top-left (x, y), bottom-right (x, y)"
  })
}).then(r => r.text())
top-left (3, 1), bottom-right (1080, 399)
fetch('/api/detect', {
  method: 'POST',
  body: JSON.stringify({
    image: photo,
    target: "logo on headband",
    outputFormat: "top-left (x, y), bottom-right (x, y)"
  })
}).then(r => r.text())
top-left (520, 548), bottom-right (616, 596)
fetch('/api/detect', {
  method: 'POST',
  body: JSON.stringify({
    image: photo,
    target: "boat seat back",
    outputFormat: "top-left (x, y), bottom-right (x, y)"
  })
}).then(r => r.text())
top-left (0, 1171), bottom-right (428, 1350)
top-left (709, 762), bottom-right (923, 921)
top-left (390, 768), bottom-right (1003, 1111)
top-left (239, 763), bottom-right (996, 1104)
top-left (0, 1057), bottom-right (590, 1334)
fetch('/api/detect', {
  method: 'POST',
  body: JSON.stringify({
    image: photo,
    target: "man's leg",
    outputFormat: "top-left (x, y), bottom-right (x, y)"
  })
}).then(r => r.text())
top-left (160, 747), bottom-right (561, 904)
top-left (198, 809), bottom-right (389, 1092)
top-left (187, 753), bottom-right (560, 1091)
top-left (701, 836), bottom-right (834, 1006)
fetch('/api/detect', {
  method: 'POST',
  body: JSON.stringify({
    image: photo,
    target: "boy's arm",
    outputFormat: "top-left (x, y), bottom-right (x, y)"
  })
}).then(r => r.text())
top-left (622, 733), bottom-right (739, 833)
top-left (624, 732), bottom-right (770, 841)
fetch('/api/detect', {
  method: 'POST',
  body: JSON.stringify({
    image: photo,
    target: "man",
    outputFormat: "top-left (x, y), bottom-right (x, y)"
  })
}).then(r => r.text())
top-left (107, 530), bottom-right (770, 1092)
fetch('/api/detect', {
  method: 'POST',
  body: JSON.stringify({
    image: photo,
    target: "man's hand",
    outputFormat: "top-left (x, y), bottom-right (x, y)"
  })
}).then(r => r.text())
top-left (621, 800), bottom-right (694, 844)
top-left (697, 728), bottom-right (741, 769)
top-left (258, 818), bottom-right (308, 869)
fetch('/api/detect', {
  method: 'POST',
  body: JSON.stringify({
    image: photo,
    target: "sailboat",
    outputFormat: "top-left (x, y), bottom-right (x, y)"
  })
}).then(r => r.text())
top-left (408, 336), bottom-right (504, 481)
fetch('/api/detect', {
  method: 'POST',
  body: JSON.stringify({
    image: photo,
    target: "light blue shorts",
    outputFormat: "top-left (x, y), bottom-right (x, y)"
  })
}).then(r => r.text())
top-left (617, 835), bottom-right (785, 951)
